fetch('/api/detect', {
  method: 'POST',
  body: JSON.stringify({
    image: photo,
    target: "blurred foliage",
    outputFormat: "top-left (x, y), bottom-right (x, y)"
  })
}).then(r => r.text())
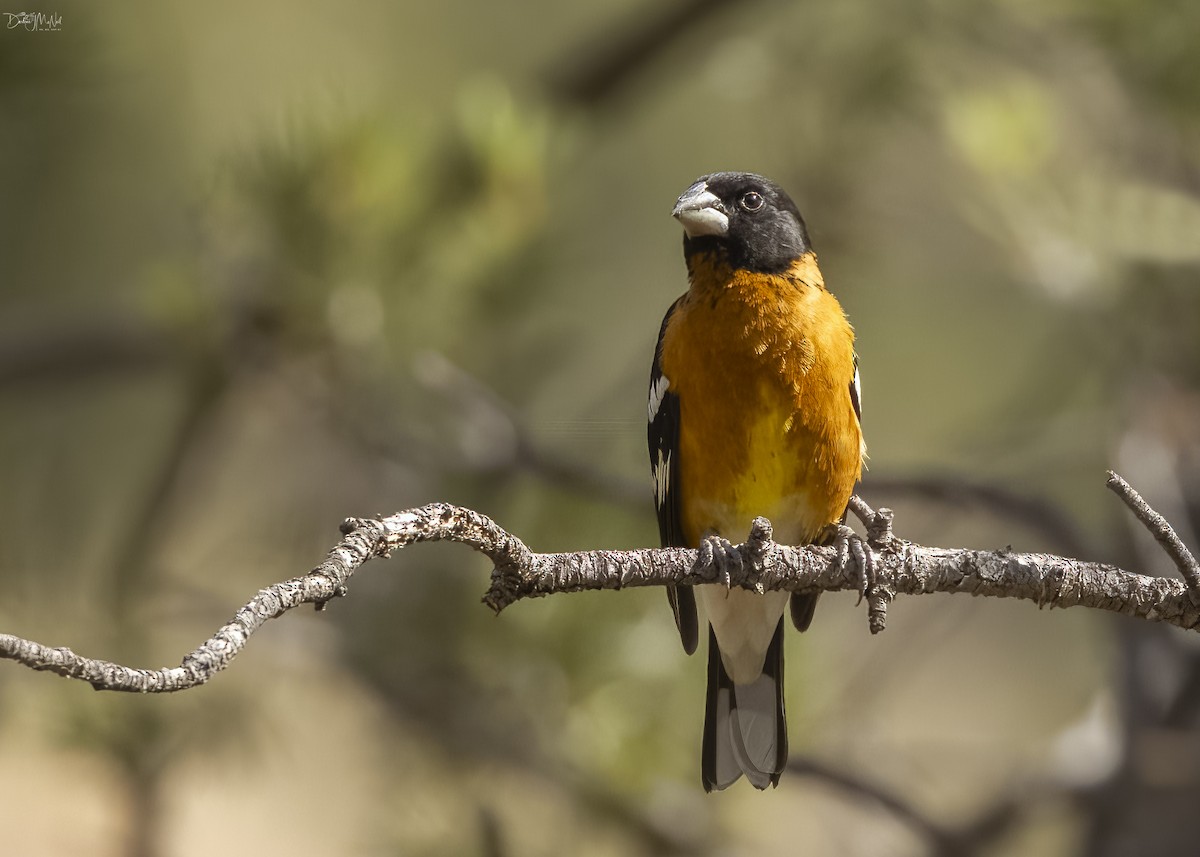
top-left (1, 0), bottom-right (1199, 856)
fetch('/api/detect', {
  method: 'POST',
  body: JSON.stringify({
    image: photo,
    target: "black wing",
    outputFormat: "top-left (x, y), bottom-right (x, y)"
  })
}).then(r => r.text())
top-left (649, 297), bottom-right (698, 655)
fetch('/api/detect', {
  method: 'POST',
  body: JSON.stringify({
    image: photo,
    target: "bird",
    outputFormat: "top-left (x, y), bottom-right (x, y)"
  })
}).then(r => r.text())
top-left (647, 171), bottom-right (864, 791)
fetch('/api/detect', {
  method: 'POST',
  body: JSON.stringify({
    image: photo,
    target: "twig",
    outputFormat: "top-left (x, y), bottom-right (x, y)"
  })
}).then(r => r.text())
top-left (1107, 470), bottom-right (1200, 606)
top-left (2, 476), bottom-right (1199, 693)
top-left (0, 517), bottom-right (384, 692)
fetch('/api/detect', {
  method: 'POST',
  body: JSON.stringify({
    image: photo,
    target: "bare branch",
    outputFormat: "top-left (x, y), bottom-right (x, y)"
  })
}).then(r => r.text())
top-left (0, 518), bottom-right (382, 692)
top-left (2, 475), bottom-right (1199, 693)
top-left (1107, 470), bottom-right (1200, 605)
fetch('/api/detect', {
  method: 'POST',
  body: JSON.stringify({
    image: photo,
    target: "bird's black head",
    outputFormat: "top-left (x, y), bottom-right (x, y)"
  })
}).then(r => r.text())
top-left (672, 172), bottom-right (811, 274)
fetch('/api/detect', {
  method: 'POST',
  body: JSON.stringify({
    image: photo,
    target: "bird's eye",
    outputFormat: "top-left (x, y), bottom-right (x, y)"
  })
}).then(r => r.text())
top-left (740, 192), bottom-right (764, 212)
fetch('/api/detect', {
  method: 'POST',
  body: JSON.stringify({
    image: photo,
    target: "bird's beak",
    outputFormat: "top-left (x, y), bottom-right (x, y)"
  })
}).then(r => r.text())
top-left (672, 181), bottom-right (729, 238)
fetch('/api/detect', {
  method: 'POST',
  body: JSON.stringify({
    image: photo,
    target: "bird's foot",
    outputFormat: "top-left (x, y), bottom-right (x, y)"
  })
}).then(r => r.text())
top-left (695, 534), bottom-right (743, 589)
top-left (832, 524), bottom-right (875, 605)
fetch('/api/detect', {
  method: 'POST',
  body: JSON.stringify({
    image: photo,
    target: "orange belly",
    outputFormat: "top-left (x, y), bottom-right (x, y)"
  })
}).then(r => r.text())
top-left (661, 268), bottom-right (862, 548)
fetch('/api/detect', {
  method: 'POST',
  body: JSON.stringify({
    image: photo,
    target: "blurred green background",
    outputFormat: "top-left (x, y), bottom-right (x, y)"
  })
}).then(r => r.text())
top-left (2, 1), bottom-right (1200, 855)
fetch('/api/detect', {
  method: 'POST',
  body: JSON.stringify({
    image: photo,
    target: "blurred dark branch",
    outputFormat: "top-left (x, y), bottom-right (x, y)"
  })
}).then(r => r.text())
top-left (2, 475), bottom-right (1199, 693)
top-left (570, 774), bottom-right (710, 856)
top-left (864, 473), bottom-right (1088, 557)
top-left (788, 756), bottom-right (956, 851)
top-left (0, 312), bottom-right (172, 387)
top-left (943, 777), bottom-right (1097, 857)
top-left (1163, 633), bottom-right (1200, 727)
top-left (411, 351), bottom-right (646, 507)
top-left (477, 806), bottom-right (507, 857)
top-left (545, 0), bottom-right (759, 108)
top-left (791, 755), bottom-right (1093, 857)
top-left (109, 363), bottom-right (229, 613)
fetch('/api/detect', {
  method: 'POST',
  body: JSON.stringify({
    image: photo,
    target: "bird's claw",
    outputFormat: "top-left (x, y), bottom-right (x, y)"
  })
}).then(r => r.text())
top-left (833, 524), bottom-right (875, 604)
top-left (696, 534), bottom-right (743, 589)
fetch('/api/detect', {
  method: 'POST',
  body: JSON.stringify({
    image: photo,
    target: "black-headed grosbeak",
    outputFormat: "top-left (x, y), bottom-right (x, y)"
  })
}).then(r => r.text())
top-left (648, 172), bottom-right (864, 791)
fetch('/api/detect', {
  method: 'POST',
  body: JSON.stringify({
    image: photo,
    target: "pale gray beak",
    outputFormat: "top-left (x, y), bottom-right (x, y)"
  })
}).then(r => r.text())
top-left (672, 182), bottom-right (729, 238)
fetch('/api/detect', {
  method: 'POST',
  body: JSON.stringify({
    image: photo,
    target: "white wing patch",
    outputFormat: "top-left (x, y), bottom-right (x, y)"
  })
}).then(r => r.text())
top-left (852, 359), bottom-right (867, 461)
top-left (653, 449), bottom-right (672, 509)
top-left (851, 360), bottom-right (862, 419)
top-left (648, 372), bottom-right (671, 423)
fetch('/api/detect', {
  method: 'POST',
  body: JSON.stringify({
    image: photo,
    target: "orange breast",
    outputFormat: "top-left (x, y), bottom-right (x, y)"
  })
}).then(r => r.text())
top-left (660, 254), bottom-right (863, 548)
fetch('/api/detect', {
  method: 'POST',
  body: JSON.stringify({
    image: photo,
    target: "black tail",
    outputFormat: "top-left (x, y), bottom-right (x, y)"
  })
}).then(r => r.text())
top-left (790, 592), bottom-right (820, 632)
top-left (702, 619), bottom-right (788, 791)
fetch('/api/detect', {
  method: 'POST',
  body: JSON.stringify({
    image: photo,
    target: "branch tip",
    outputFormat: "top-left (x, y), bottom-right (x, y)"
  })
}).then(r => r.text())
top-left (746, 516), bottom-right (775, 561)
top-left (1107, 471), bottom-right (1200, 606)
top-left (867, 587), bottom-right (891, 634)
top-left (869, 507), bottom-right (895, 546)
top-left (848, 494), bottom-right (895, 548)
